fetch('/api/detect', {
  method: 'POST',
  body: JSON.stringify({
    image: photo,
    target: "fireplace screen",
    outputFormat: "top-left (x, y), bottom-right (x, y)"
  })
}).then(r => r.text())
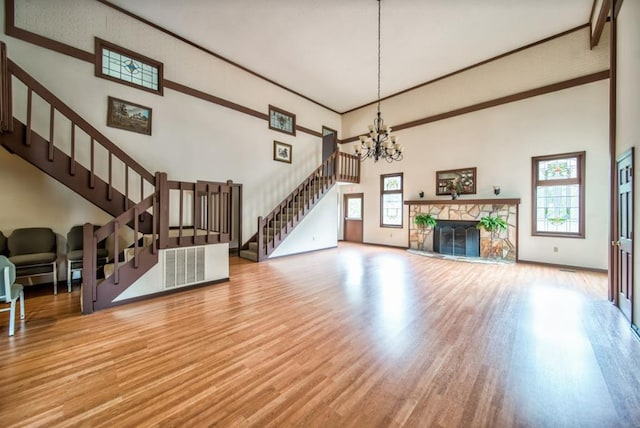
top-left (433, 220), bottom-right (480, 257)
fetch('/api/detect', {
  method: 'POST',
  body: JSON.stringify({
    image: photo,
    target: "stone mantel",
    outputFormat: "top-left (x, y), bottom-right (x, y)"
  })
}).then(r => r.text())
top-left (406, 198), bottom-right (520, 261)
top-left (405, 198), bottom-right (521, 205)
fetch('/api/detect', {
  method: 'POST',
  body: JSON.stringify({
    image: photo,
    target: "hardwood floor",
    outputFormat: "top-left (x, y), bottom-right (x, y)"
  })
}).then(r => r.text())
top-left (1, 243), bottom-right (639, 427)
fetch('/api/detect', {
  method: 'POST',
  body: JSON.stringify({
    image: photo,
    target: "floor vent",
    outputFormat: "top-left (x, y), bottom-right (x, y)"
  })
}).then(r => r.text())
top-left (164, 247), bottom-right (205, 289)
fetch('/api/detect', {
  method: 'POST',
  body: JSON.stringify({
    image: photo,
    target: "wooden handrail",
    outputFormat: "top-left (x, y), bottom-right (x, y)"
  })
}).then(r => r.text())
top-left (253, 151), bottom-right (360, 260)
top-left (82, 192), bottom-right (158, 314)
top-left (8, 59), bottom-right (155, 185)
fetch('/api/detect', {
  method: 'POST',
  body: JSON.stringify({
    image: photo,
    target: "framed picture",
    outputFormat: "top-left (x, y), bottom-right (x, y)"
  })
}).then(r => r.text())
top-left (436, 167), bottom-right (477, 195)
top-left (268, 105), bottom-right (296, 136)
top-left (273, 141), bottom-right (292, 164)
top-left (107, 96), bottom-right (152, 135)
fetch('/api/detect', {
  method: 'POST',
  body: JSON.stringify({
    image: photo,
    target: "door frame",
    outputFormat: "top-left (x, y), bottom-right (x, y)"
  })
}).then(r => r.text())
top-left (343, 192), bottom-right (364, 243)
top-left (613, 148), bottom-right (634, 323)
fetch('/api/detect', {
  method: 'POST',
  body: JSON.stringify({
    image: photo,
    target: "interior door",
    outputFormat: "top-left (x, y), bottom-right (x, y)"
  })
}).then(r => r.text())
top-left (344, 193), bottom-right (363, 243)
top-left (615, 148), bottom-right (633, 322)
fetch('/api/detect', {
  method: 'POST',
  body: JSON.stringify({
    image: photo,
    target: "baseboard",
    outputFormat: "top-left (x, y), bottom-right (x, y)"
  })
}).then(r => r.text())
top-left (517, 259), bottom-right (607, 273)
top-left (105, 277), bottom-right (230, 309)
top-left (361, 241), bottom-right (409, 250)
top-left (266, 245), bottom-right (338, 260)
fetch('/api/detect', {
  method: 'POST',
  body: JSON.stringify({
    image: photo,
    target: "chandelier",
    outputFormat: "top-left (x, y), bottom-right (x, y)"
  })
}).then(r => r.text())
top-left (355, 0), bottom-right (403, 163)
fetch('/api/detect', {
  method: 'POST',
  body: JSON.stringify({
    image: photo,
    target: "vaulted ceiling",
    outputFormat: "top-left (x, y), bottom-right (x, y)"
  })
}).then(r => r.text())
top-left (106, 0), bottom-right (595, 113)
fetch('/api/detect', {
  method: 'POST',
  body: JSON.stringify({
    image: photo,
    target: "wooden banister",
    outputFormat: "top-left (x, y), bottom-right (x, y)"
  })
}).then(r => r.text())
top-left (7, 59), bottom-right (155, 184)
top-left (0, 42), bottom-right (12, 134)
top-left (249, 151), bottom-right (360, 261)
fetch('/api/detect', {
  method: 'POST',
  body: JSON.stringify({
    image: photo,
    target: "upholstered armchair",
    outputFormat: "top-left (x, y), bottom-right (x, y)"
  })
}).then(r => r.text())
top-left (66, 225), bottom-right (109, 292)
top-left (7, 227), bottom-right (58, 294)
top-left (0, 255), bottom-right (25, 336)
top-left (0, 231), bottom-right (7, 256)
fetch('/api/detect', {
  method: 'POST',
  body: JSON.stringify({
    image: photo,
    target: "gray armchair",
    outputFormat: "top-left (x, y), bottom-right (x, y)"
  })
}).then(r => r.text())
top-left (0, 255), bottom-right (25, 336)
top-left (0, 231), bottom-right (7, 256)
top-left (66, 225), bottom-right (108, 292)
top-left (8, 227), bottom-right (58, 294)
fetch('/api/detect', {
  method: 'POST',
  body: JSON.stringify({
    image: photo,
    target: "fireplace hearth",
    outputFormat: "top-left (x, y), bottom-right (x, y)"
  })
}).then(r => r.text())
top-left (433, 220), bottom-right (480, 257)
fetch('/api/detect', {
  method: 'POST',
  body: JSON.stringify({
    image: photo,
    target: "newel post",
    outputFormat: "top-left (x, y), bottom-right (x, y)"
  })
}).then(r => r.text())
top-left (81, 223), bottom-right (95, 314)
top-left (156, 172), bottom-right (169, 249)
top-left (257, 216), bottom-right (264, 262)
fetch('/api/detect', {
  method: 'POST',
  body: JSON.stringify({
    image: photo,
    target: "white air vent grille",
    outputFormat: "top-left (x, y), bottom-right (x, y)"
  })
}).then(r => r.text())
top-left (164, 247), bottom-right (205, 289)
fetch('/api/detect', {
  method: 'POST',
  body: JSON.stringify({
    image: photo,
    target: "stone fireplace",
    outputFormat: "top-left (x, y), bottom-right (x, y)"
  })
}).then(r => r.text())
top-left (405, 199), bottom-right (520, 261)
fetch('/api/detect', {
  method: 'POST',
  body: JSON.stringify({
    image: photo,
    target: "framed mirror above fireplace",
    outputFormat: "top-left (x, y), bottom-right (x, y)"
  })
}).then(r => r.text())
top-left (435, 167), bottom-right (477, 196)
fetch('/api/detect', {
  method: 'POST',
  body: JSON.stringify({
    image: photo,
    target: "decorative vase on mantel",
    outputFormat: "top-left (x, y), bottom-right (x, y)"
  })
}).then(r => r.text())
top-left (450, 190), bottom-right (458, 200)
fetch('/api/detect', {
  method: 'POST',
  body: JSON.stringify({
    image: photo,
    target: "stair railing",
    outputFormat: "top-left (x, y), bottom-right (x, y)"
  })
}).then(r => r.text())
top-left (82, 191), bottom-right (159, 314)
top-left (7, 59), bottom-right (155, 210)
top-left (255, 151), bottom-right (359, 261)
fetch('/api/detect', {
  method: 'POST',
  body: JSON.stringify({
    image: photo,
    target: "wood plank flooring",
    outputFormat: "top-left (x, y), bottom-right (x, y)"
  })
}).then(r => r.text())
top-left (1, 243), bottom-right (639, 427)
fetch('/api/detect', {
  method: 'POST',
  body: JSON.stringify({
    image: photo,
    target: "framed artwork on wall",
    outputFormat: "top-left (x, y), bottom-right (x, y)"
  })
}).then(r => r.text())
top-left (268, 105), bottom-right (296, 136)
top-left (106, 96), bottom-right (152, 135)
top-left (273, 141), bottom-right (292, 164)
top-left (436, 167), bottom-right (477, 195)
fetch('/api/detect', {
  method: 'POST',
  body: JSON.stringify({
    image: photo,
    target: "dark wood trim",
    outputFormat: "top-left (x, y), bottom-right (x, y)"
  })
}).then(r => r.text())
top-left (531, 151), bottom-right (586, 239)
top-left (163, 79), bottom-right (267, 121)
top-left (342, 23), bottom-right (592, 114)
top-left (361, 242), bottom-right (409, 250)
top-left (94, 0), bottom-right (339, 114)
top-left (95, 38), bottom-right (164, 95)
top-left (380, 172), bottom-right (404, 228)
top-left (404, 198), bottom-right (521, 205)
top-left (591, 0), bottom-right (612, 48)
top-left (4, 0), bottom-right (94, 63)
top-left (609, 3), bottom-right (618, 302)
top-left (298, 126), bottom-right (322, 138)
top-left (518, 259), bottom-right (608, 273)
top-left (342, 71), bottom-right (610, 144)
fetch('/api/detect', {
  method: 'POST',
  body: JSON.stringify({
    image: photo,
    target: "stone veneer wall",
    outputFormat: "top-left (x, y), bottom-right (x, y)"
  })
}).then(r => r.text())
top-left (407, 201), bottom-right (519, 261)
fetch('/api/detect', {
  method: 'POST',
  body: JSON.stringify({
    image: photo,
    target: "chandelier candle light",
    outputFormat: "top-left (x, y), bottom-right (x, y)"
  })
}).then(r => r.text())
top-left (355, 0), bottom-right (404, 163)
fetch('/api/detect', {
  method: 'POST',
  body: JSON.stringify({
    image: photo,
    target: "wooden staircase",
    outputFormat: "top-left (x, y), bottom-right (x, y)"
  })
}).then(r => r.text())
top-left (240, 151), bottom-right (360, 262)
top-left (0, 44), bottom-right (233, 313)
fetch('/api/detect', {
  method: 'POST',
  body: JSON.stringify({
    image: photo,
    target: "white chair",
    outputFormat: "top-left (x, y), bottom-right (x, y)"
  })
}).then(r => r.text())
top-left (0, 255), bottom-right (25, 336)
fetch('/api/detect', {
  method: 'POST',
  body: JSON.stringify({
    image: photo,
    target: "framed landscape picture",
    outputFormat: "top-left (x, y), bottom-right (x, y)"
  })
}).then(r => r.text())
top-left (107, 96), bottom-right (152, 135)
top-left (273, 141), bottom-right (292, 164)
top-left (268, 105), bottom-right (296, 136)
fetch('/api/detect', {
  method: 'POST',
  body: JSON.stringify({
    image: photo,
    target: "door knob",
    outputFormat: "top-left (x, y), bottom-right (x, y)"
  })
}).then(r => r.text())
top-left (612, 241), bottom-right (621, 247)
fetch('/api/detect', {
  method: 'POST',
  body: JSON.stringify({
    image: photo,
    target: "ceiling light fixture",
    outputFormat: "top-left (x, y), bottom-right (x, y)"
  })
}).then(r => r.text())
top-left (355, 0), bottom-right (403, 163)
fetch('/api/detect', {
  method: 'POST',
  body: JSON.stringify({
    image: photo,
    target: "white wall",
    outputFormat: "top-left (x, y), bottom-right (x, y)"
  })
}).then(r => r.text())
top-left (0, 0), bottom-right (341, 244)
top-left (615, 0), bottom-right (640, 324)
top-left (341, 27), bottom-right (610, 270)
top-left (113, 243), bottom-right (229, 302)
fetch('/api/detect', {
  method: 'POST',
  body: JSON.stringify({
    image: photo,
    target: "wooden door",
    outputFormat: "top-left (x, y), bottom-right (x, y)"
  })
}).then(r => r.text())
top-left (615, 148), bottom-right (633, 322)
top-left (344, 193), bottom-right (363, 243)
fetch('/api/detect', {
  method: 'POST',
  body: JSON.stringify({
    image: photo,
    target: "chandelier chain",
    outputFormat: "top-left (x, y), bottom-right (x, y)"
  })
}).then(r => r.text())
top-left (377, 0), bottom-right (381, 114)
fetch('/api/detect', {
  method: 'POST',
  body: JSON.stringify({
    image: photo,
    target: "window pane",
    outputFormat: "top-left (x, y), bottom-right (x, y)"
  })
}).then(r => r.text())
top-left (538, 157), bottom-right (578, 181)
top-left (383, 176), bottom-right (402, 191)
top-left (382, 194), bottom-right (402, 226)
top-left (101, 46), bottom-right (160, 92)
top-left (535, 184), bottom-right (580, 233)
top-left (347, 198), bottom-right (362, 219)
